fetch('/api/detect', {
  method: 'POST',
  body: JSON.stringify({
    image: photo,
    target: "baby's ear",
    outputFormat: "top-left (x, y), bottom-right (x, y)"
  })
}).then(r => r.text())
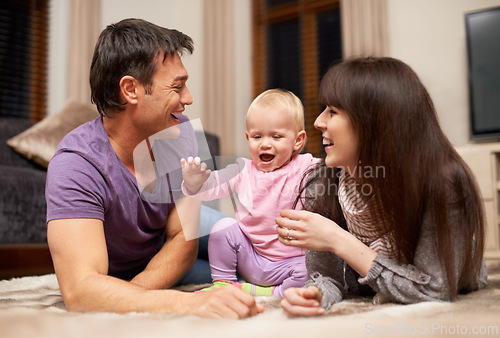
top-left (293, 130), bottom-right (307, 151)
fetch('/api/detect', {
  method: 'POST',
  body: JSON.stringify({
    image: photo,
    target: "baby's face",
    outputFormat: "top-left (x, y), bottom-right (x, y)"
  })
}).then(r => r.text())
top-left (245, 106), bottom-right (301, 172)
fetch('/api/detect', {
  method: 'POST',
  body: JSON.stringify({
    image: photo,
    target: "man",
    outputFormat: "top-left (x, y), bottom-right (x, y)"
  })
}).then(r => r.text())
top-left (46, 18), bottom-right (263, 318)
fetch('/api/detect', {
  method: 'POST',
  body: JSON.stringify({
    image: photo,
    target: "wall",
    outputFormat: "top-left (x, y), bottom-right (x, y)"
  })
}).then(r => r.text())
top-left (48, 0), bottom-right (69, 116)
top-left (232, 0), bottom-right (252, 158)
top-left (48, 0), bottom-right (500, 153)
top-left (387, 0), bottom-right (500, 147)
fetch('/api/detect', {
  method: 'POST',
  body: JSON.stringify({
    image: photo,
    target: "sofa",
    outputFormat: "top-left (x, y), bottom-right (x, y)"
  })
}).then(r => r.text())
top-left (0, 103), bottom-right (220, 279)
top-left (0, 117), bottom-right (52, 279)
top-left (0, 118), bottom-right (48, 244)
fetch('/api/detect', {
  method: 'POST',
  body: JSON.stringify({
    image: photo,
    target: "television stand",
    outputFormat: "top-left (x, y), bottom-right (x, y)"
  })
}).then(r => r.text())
top-left (456, 142), bottom-right (500, 262)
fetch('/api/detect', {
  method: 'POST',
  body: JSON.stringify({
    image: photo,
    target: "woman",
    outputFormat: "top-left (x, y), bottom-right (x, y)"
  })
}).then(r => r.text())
top-left (275, 57), bottom-right (487, 317)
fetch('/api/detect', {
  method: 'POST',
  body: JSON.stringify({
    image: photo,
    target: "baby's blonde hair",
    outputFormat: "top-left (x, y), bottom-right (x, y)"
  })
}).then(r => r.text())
top-left (246, 88), bottom-right (306, 153)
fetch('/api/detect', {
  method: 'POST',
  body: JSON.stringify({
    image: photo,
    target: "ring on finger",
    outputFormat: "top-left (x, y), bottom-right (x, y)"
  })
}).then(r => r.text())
top-left (285, 228), bottom-right (293, 240)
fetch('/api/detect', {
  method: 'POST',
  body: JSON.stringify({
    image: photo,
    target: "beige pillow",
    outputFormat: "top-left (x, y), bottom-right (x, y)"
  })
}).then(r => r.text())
top-left (7, 101), bottom-right (99, 168)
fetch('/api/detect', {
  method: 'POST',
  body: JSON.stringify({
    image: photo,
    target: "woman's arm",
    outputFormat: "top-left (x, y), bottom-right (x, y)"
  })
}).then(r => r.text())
top-left (277, 208), bottom-right (487, 304)
top-left (276, 209), bottom-right (376, 314)
top-left (358, 209), bottom-right (487, 303)
top-left (276, 207), bottom-right (449, 303)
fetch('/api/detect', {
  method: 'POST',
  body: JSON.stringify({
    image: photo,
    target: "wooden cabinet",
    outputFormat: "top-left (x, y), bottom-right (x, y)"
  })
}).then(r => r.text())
top-left (456, 143), bottom-right (500, 261)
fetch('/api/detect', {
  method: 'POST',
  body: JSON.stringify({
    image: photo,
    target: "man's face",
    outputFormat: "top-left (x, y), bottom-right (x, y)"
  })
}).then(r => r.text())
top-left (137, 53), bottom-right (193, 136)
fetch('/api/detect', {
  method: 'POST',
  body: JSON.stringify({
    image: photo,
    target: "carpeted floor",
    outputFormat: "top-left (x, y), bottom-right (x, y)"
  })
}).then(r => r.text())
top-left (1, 262), bottom-right (499, 338)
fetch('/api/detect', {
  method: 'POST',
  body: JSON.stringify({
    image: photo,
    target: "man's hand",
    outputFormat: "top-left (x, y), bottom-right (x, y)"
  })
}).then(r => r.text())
top-left (180, 156), bottom-right (211, 194)
top-left (187, 285), bottom-right (264, 319)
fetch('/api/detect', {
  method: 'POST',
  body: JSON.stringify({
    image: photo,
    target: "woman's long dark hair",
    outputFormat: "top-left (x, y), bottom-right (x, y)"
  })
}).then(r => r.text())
top-left (296, 57), bottom-right (485, 299)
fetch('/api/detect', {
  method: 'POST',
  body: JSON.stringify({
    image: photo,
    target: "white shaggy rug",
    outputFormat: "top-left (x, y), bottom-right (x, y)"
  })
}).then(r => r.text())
top-left (1, 262), bottom-right (499, 338)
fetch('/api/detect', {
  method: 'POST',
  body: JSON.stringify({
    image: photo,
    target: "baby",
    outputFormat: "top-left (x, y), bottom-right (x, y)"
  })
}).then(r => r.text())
top-left (181, 89), bottom-right (320, 297)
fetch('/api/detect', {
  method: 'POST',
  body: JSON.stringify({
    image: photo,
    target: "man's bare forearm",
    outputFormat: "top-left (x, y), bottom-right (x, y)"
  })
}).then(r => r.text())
top-left (131, 197), bottom-right (200, 290)
top-left (63, 272), bottom-right (196, 314)
top-left (130, 233), bottom-right (198, 289)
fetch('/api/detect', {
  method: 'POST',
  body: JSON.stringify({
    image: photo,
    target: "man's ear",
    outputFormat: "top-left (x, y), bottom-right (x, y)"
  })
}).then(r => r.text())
top-left (119, 76), bottom-right (139, 104)
top-left (293, 130), bottom-right (307, 152)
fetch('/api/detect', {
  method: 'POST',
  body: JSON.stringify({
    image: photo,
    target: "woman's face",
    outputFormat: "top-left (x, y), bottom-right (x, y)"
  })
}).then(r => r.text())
top-left (314, 106), bottom-right (359, 174)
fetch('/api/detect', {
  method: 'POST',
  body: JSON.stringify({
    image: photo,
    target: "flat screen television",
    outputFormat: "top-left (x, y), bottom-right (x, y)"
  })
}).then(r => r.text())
top-left (465, 6), bottom-right (500, 140)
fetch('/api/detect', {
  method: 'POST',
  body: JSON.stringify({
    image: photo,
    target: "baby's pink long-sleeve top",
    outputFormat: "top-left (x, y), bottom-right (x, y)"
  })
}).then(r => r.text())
top-left (182, 154), bottom-right (321, 261)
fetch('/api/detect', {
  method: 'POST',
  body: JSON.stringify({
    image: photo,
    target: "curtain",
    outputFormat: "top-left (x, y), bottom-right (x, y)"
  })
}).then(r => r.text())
top-left (203, 0), bottom-right (235, 156)
top-left (66, 0), bottom-right (101, 104)
top-left (341, 0), bottom-right (389, 58)
top-left (0, 0), bottom-right (48, 120)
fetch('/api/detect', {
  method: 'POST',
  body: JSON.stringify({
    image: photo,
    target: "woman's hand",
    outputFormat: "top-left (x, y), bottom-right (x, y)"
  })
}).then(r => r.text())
top-left (280, 286), bottom-right (325, 317)
top-left (275, 209), bottom-right (343, 253)
top-left (276, 209), bottom-right (378, 278)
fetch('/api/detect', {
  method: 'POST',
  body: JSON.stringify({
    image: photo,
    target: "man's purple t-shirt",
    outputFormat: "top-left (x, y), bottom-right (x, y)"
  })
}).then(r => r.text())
top-left (46, 115), bottom-right (197, 280)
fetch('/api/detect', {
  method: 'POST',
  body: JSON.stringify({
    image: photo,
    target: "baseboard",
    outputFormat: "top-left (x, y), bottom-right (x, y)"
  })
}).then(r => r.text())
top-left (0, 244), bottom-right (54, 280)
top-left (485, 250), bottom-right (500, 263)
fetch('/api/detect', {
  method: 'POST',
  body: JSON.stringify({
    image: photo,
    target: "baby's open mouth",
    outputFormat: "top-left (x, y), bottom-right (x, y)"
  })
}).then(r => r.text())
top-left (260, 154), bottom-right (275, 163)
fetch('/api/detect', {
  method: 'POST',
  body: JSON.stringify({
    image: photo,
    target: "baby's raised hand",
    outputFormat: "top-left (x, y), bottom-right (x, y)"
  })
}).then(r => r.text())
top-left (180, 156), bottom-right (211, 195)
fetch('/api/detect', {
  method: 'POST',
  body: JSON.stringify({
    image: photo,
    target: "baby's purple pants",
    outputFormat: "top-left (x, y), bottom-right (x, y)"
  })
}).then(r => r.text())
top-left (208, 217), bottom-right (307, 297)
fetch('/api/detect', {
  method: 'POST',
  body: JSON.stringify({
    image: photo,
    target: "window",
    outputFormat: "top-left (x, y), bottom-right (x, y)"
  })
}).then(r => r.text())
top-left (253, 0), bottom-right (342, 156)
top-left (0, 0), bottom-right (49, 121)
